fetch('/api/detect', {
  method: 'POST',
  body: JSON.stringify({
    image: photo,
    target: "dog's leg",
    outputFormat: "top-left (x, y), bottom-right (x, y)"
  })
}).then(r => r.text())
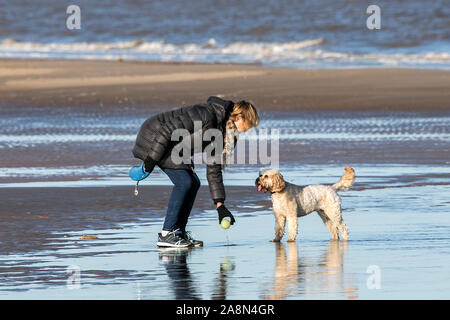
top-left (287, 216), bottom-right (298, 242)
top-left (271, 214), bottom-right (286, 242)
top-left (337, 219), bottom-right (349, 241)
top-left (329, 223), bottom-right (339, 241)
top-left (318, 210), bottom-right (339, 240)
top-left (324, 207), bottom-right (349, 241)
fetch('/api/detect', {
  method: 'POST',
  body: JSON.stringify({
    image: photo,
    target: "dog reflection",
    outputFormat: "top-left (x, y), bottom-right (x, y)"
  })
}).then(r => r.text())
top-left (262, 241), bottom-right (357, 299)
top-left (262, 242), bottom-right (300, 300)
top-left (304, 241), bottom-right (357, 299)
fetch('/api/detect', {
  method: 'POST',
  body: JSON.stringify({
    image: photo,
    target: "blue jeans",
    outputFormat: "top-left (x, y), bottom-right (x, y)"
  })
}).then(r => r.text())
top-left (162, 168), bottom-right (200, 232)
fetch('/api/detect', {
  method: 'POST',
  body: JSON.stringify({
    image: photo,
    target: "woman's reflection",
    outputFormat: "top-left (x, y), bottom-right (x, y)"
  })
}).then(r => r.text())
top-left (158, 248), bottom-right (200, 300)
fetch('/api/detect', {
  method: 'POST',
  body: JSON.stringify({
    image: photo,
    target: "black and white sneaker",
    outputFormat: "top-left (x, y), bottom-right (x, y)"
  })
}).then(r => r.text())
top-left (181, 231), bottom-right (204, 247)
top-left (157, 229), bottom-right (193, 248)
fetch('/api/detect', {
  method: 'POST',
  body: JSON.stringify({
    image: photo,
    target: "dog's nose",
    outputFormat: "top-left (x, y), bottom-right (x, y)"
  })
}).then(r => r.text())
top-left (255, 177), bottom-right (260, 185)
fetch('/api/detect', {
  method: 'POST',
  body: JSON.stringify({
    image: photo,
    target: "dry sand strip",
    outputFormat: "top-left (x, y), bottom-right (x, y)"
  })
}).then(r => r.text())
top-left (0, 59), bottom-right (449, 111)
top-left (1, 70), bottom-right (266, 91)
top-left (0, 68), bottom-right (59, 77)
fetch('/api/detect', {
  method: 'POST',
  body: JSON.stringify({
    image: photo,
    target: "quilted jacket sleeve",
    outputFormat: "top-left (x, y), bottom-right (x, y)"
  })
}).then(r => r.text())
top-left (146, 114), bottom-right (193, 162)
top-left (207, 164), bottom-right (225, 203)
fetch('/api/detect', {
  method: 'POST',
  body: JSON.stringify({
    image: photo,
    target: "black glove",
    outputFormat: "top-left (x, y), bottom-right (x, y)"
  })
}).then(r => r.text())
top-left (217, 205), bottom-right (236, 225)
top-left (144, 157), bottom-right (157, 173)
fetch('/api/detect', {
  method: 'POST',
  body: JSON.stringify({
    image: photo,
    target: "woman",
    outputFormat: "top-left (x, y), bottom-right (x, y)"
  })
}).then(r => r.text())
top-left (132, 96), bottom-right (259, 247)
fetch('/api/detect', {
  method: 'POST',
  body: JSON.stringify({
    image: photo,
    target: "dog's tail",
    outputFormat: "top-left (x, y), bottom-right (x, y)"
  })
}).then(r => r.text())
top-left (332, 166), bottom-right (355, 191)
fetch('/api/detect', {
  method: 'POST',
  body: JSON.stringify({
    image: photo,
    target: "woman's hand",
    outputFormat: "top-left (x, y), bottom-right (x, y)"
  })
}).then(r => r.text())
top-left (144, 157), bottom-right (157, 173)
top-left (217, 204), bottom-right (236, 225)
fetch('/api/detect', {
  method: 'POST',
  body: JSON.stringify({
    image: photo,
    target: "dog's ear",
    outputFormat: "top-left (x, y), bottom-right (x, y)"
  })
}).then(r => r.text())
top-left (271, 171), bottom-right (286, 193)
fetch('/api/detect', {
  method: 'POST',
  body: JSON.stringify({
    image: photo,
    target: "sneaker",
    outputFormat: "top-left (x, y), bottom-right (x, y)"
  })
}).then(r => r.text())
top-left (181, 231), bottom-right (204, 247)
top-left (157, 229), bottom-right (193, 248)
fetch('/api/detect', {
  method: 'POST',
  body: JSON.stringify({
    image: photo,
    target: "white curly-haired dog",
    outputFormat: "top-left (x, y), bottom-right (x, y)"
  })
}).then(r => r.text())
top-left (255, 166), bottom-right (355, 242)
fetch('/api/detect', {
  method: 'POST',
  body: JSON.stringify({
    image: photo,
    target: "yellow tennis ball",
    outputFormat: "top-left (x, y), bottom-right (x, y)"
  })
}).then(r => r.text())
top-left (221, 219), bottom-right (231, 229)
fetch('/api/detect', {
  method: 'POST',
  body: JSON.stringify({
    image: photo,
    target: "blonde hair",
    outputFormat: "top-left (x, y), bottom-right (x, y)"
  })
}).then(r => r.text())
top-left (229, 100), bottom-right (259, 130)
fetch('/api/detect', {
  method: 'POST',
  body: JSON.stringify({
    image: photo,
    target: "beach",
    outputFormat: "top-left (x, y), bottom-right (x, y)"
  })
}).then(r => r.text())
top-left (1, 59), bottom-right (449, 111)
top-left (0, 59), bottom-right (449, 299)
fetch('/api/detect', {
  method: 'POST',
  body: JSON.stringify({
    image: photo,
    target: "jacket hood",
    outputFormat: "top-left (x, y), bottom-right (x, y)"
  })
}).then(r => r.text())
top-left (207, 96), bottom-right (234, 128)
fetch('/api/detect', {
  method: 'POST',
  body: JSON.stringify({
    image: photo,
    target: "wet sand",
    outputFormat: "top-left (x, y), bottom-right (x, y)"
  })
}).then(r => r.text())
top-left (1, 180), bottom-right (449, 299)
top-left (0, 59), bottom-right (449, 299)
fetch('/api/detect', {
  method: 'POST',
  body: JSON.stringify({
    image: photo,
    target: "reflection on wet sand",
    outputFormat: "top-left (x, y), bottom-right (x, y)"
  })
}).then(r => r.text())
top-left (306, 241), bottom-right (358, 300)
top-left (159, 249), bottom-right (236, 300)
top-left (262, 241), bottom-right (358, 299)
top-left (261, 242), bottom-right (300, 300)
top-left (158, 248), bottom-right (200, 300)
top-left (211, 256), bottom-right (235, 300)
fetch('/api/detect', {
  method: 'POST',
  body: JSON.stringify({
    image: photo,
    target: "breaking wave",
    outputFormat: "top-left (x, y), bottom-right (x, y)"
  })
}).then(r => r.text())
top-left (0, 38), bottom-right (449, 69)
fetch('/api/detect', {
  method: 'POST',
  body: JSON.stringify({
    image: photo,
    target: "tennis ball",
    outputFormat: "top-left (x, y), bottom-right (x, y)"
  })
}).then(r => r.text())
top-left (221, 218), bottom-right (231, 230)
top-left (221, 258), bottom-right (234, 272)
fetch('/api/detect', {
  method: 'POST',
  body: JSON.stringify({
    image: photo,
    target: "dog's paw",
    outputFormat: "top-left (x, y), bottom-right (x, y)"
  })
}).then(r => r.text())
top-left (270, 238), bottom-right (280, 242)
top-left (287, 239), bottom-right (296, 242)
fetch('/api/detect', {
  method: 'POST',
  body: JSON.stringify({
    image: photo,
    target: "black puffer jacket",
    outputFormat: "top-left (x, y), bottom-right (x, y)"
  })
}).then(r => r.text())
top-left (132, 96), bottom-right (235, 203)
